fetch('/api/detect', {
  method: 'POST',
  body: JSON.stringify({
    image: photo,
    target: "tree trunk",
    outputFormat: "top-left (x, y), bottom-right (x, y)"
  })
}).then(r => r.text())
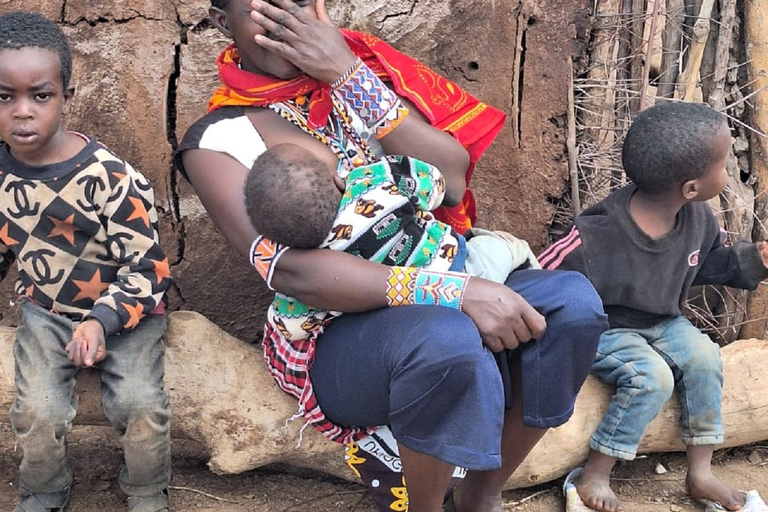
top-left (743, 0), bottom-right (768, 340)
top-left (1, 312), bottom-right (768, 489)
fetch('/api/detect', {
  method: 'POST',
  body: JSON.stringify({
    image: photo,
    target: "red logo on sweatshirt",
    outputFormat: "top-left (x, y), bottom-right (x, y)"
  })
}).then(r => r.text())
top-left (688, 250), bottom-right (700, 266)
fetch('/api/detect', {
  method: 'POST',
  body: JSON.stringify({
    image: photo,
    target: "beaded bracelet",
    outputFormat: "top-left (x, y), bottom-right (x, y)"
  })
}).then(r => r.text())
top-left (330, 57), bottom-right (363, 89)
top-left (414, 269), bottom-right (469, 310)
top-left (374, 102), bottom-right (410, 140)
top-left (385, 267), bottom-right (469, 310)
top-left (250, 235), bottom-right (289, 291)
top-left (385, 267), bottom-right (419, 307)
top-left (335, 62), bottom-right (401, 131)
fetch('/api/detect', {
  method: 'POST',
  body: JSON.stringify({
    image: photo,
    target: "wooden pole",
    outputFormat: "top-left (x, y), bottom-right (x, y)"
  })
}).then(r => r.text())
top-left (742, 0), bottom-right (768, 340)
top-left (657, 0), bottom-right (685, 98)
top-left (676, 0), bottom-right (716, 100)
top-left (639, 0), bottom-right (663, 110)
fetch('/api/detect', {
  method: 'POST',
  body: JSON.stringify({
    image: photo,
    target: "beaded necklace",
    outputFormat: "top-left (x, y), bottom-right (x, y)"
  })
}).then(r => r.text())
top-left (268, 95), bottom-right (376, 174)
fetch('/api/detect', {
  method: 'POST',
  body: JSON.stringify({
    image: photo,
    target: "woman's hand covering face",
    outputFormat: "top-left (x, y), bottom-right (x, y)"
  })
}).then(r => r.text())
top-left (250, 0), bottom-right (358, 84)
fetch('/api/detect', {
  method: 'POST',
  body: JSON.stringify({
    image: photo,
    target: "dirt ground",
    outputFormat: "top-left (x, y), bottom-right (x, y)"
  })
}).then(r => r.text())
top-left (0, 423), bottom-right (765, 512)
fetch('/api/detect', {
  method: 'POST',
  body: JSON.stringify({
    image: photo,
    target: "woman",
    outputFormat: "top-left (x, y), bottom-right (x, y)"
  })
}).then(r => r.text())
top-left (177, 1), bottom-right (608, 510)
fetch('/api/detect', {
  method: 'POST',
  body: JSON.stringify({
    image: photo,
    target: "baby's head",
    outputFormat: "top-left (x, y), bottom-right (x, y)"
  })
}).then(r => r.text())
top-left (245, 143), bottom-right (341, 248)
top-left (622, 102), bottom-right (730, 200)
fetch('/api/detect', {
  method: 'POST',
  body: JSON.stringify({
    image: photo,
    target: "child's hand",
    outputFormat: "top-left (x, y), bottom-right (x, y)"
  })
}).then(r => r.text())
top-left (66, 319), bottom-right (106, 367)
top-left (759, 241), bottom-right (768, 269)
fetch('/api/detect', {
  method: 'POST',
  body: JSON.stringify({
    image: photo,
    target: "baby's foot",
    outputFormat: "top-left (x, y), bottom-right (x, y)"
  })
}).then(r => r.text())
top-left (575, 467), bottom-right (625, 512)
top-left (687, 472), bottom-right (746, 511)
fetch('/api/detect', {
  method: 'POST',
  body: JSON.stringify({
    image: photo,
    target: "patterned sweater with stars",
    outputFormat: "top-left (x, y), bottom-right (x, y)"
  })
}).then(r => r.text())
top-left (0, 138), bottom-right (171, 337)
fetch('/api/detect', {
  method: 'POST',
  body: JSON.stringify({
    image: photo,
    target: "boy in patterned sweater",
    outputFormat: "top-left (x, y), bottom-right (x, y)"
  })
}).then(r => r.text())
top-left (0, 12), bottom-right (172, 512)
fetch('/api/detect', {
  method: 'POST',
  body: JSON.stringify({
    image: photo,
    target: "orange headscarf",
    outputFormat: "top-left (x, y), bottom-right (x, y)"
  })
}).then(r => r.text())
top-left (209, 29), bottom-right (506, 233)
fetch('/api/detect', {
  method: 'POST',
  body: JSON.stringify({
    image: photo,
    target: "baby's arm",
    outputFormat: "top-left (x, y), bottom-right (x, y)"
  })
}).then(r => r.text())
top-left (66, 318), bottom-right (106, 367)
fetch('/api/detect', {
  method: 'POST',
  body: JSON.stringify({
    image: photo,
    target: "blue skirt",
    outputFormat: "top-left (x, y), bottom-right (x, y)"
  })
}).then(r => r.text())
top-left (310, 268), bottom-right (607, 471)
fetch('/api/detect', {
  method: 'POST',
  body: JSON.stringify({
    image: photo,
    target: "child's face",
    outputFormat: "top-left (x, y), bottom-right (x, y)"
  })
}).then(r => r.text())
top-left (695, 124), bottom-right (731, 202)
top-left (0, 47), bottom-right (72, 165)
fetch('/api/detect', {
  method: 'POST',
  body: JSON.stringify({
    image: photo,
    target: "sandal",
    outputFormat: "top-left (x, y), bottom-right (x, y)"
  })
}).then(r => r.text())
top-left (13, 488), bottom-right (71, 512)
top-left (127, 488), bottom-right (170, 512)
top-left (703, 490), bottom-right (768, 512)
top-left (563, 468), bottom-right (598, 512)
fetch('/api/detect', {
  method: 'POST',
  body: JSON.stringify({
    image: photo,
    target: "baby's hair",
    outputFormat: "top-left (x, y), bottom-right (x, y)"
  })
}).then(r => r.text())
top-left (622, 101), bottom-right (728, 194)
top-left (210, 0), bottom-right (228, 8)
top-left (0, 11), bottom-right (72, 89)
top-left (244, 144), bottom-right (340, 249)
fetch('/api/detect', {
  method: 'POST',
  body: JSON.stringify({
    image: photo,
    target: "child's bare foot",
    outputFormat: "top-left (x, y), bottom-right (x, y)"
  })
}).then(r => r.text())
top-left (686, 472), bottom-right (745, 511)
top-left (575, 466), bottom-right (625, 512)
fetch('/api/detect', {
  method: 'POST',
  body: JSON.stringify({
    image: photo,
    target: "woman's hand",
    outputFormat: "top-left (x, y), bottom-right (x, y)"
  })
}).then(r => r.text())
top-left (462, 277), bottom-right (547, 352)
top-left (250, 0), bottom-right (357, 84)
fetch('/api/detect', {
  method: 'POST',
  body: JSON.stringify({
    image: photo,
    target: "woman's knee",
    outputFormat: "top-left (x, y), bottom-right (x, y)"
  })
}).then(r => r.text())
top-left (398, 309), bottom-right (488, 371)
top-left (390, 310), bottom-right (499, 404)
top-left (550, 271), bottom-right (606, 322)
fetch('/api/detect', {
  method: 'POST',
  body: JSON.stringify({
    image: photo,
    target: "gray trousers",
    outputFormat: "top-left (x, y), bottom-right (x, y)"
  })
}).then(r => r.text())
top-left (10, 298), bottom-right (171, 502)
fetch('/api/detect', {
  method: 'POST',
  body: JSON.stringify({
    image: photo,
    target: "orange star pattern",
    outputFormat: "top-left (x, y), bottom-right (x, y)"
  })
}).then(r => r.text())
top-left (48, 214), bottom-right (79, 245)
top-left (111, 171), bottom-right (126, 182)
top-left (152, 257), bottom-right (171, 284)
top-left (72, 269), bottom-right (110, 302)
top-left (126, 197), bottom-right (150, 228)
top-left (123, 302), bottom-right (144, 330)
top-left (0, 222), bottom-right (19, 246)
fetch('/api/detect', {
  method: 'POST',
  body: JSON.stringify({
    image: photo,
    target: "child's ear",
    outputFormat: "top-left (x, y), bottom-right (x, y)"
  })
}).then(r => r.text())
top-left (62, 86), bottom-right (75, 113)
top-left (681, 179), bottom-right (699, 200)
top-left (209, 7), bottom-right (232, 38)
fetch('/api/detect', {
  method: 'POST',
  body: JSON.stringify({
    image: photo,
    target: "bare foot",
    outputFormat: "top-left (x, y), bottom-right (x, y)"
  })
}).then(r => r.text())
top-left (575, 466), bottom-right (625, 512)
top-left (687, 472), bottom-right (746, 511)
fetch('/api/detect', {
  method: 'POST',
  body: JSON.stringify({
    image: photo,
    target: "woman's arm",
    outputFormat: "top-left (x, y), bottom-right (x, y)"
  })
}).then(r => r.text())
top-left (184, 146), bottom-right (405, 311)
top-left (378, 99), bottom-right (469, 207)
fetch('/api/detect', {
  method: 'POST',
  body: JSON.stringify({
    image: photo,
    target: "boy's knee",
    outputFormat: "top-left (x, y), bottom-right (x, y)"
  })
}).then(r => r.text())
top-left (685, 339), bottom-right (723, 376)
top-left (104, 390), bottom-right (170, 432)
top-left (11, 402), bottom-right (72, 439)
top-left (628, 361), bottom-right (674, 400)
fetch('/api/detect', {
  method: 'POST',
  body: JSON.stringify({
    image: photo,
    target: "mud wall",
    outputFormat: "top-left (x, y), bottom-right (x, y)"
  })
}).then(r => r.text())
top-left (0, 0), bottom-right (591, 340)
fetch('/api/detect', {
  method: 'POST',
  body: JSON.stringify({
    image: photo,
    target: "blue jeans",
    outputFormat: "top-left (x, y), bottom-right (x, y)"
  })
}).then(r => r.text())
top-left (10, 298), bottom-right (171, 503)
top-left (590, 316), bottom-right (724, 460)
top-left (311, 269), bottom-right (607, 470)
